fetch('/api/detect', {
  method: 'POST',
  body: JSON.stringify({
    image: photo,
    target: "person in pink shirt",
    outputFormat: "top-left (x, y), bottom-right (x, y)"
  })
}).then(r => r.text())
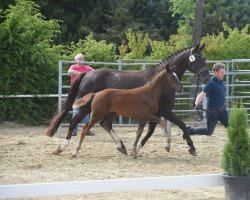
top-left (68, 53), bottom-right (94, 84)
top-left (68, 53), bottom-right (95, 136)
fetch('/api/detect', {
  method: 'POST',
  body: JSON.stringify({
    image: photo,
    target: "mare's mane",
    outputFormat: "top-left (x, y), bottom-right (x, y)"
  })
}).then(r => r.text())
top-left (157, 47), bottom-right (191, 68)
top-left (144, 47), bottom-right (192, 85)
top-left (144, 46), bottom-right (192, 76)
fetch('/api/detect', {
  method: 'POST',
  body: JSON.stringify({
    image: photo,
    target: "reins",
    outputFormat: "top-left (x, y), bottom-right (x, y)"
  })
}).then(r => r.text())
top-left (195, 106), bottom-right (209, 119)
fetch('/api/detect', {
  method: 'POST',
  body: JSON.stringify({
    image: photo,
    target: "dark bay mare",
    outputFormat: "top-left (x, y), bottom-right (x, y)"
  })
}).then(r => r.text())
top-left (70, 68), bottom-right (182, 157)
top-left (46, 43), bottom-right (210, 156)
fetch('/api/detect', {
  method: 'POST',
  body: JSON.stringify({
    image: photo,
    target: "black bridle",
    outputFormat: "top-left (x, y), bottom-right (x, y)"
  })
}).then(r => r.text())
top-left (188, 52), bottom-right (209, 118)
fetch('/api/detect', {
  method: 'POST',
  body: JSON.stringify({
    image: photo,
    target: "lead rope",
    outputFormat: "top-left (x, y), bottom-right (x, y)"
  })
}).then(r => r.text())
top-left (192, 79), bottom-right (199, 108)
top-left (192, 77), bottom-right (203, 119)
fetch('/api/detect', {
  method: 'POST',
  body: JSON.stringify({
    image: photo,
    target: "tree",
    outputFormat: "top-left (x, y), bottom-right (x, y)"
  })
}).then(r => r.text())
top-left (190, 0), bottom-right (206, 120)
top-left (123, 29), bottom-right (150, 59)
top-left (68, 33), bottom-right (117, 64)
top-left (203, 0), bottom-right (250, 35)
top-left (192, 0), bottom-right (205, 45)
top-left (33, 0), bottom-right (178, 45)
top-left (0, 0), bottom-right (62, 124)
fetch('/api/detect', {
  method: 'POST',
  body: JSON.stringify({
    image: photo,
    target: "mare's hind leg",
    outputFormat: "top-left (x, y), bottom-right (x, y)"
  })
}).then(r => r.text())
top-left (100, 113), bottom-right (128, 155)
top-left (53, 106), bottom-right (90, 155)
top-left (131, 120), bottom-right (146, 158)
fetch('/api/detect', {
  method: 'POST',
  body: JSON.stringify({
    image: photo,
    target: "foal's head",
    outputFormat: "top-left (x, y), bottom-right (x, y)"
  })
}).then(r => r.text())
top-left (165, 66), bottom-right (182, 93)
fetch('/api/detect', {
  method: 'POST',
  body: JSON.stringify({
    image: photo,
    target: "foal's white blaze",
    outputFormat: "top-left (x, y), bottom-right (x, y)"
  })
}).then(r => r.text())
top-left (173, 72), bottom-right (179, 82)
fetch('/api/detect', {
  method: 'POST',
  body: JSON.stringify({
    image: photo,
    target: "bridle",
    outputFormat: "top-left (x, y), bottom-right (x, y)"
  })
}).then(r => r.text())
top-left (188, 52), bottom-right (209, 115)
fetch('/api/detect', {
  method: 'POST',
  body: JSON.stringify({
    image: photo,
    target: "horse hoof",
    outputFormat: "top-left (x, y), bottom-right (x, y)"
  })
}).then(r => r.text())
top-left (71, 153), bottom-right (77, 158)
top-left (130, 151), bottom-right (138, 159)
top-left (164, 146), bottom-right (171, 152)
top-left (117, 147), bottom-right (128, 155)
top-left (53, 148), bottom-right (61, 155)
top-left (189, 148), bottom-right (197, 156)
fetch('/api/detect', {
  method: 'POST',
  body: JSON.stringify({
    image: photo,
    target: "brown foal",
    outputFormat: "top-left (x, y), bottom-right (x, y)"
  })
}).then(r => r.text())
top-left (70, 67), bottom-right (182, 157)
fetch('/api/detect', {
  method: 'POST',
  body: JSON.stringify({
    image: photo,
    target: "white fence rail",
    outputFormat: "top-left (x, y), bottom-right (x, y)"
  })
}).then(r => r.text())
top-left (0, 174), bottom-right (224, 199)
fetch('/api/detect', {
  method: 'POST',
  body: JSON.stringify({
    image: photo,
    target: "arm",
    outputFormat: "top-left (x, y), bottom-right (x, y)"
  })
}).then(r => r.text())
top-left (194, 91), bottom-right (206, 108)
top-left (68, 68), bottom-right (81, 76)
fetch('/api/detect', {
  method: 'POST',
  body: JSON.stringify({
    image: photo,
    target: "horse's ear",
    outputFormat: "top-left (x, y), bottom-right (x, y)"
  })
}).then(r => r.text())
top-left (199, 43), bottom-right (205, 51)
top-left (167, 65), bottom-right (176, 72)
top-left (165, 64), bottom-right (171, 72)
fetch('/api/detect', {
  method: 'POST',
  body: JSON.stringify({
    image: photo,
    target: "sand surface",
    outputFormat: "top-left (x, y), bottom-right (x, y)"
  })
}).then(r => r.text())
top-left (0, 122), bottom-right (229, 199)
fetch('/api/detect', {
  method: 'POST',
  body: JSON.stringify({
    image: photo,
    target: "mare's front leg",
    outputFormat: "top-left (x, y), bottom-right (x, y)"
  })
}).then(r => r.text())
top-left (100, 113), bottom-right (128, 155)
top-left (131, 120), bottom-right (147, 158)
top-left (53, 106), bottom-right (89, 155)
top-left (161, 109), bottom-right (196, 156)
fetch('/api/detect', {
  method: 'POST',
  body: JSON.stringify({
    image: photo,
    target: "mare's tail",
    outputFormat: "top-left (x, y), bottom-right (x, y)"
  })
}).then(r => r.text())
top-left (45, 73), bottom-right (87, 137)
top-left (73, 93), bottom-right (96, 108)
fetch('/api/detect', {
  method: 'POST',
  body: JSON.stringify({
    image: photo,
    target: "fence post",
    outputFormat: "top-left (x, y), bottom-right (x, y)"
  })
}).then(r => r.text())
top-left (118, 57), bottom-right (123, 124)
top-left (57, 60), bottom-right (63, 137)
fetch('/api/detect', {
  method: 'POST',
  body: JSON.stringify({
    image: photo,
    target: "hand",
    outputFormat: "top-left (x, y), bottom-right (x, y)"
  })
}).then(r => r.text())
top-left (192, 104), bottom-right (197, 109)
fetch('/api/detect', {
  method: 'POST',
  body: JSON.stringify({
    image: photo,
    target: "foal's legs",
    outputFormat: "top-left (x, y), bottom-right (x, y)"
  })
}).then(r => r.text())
top-left (136, 121), bottom-right (171, 154)
top-left (72, 123), bottom-right (89, 157)
top-left (134, 114), bottom-right (168, 154)
top-left (72, 109), bottom-right (116, 157)
top-left (100, 113), bottom-right (128, 155)
top-left (72, 116), bottom-right (99, 157)
top-left (138, 108), bottom-right (197, 156)
top-left (53, 106), bottom-right (89, 155)
top-left (131, 120), bottom-right (147, 158)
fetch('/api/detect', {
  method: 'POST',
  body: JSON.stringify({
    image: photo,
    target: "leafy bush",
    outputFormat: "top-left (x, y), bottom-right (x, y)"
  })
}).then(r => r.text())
top-left (68, 33), bottom-right (117, 63)
top-left (221, 106), bottom-right (250, 176)
top-left (0, 0), bottom-right (62, 124)
top-left (123, 29), bottom-right (150, 59)
top-left (202, 24), bottom-right (250, 60)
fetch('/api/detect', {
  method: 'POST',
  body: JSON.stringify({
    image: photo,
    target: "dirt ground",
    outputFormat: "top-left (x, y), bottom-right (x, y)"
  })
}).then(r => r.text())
top-left (0, 121), bottom-right (231, 200)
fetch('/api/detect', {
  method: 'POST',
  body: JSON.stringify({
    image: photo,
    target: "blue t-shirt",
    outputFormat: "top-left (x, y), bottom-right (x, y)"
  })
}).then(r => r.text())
top-left (203, 75), bottom-right (226, 109)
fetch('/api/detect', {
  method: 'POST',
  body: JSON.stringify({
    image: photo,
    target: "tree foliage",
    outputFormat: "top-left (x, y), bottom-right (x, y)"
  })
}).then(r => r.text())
top-left (0, 0), bottom-right (249, 124)
top-left (202, 24), bottom-right (250, 60)
top-left (123, 29), bottom-right (150, 59)
top-left (203, 0), bottom-right (250, 36)
top-left (67, 34), bottom-right (117, 63)
top-left (0, 0), bottom-right (62, 124)
top-left (30, 0), bottom-right (177, 45)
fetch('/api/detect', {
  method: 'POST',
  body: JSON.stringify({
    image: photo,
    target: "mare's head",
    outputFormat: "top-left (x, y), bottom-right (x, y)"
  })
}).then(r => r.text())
top-left (165, 65), bottom-right (182, 93)
top-left (186, 43), bottom-right (210, 84)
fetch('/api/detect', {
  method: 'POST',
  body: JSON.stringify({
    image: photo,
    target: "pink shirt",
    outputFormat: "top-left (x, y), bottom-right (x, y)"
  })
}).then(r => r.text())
top-left (69, 64), bottom-right (94, 84)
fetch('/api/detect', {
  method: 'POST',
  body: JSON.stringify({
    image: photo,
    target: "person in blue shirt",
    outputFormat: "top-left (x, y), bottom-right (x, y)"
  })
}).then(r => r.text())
top-left (188, 62), bottom-right (229, 135)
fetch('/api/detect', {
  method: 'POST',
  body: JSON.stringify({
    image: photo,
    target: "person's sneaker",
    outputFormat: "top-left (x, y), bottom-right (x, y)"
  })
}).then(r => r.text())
top-left (86, 131), bottom-right (95, 136)
top-left (187, 126), bottom-right (194, 135)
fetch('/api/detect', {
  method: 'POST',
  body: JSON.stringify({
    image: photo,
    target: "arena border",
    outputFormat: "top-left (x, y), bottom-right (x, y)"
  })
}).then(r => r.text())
top-left (0, 174), bottom-right (224, 199)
